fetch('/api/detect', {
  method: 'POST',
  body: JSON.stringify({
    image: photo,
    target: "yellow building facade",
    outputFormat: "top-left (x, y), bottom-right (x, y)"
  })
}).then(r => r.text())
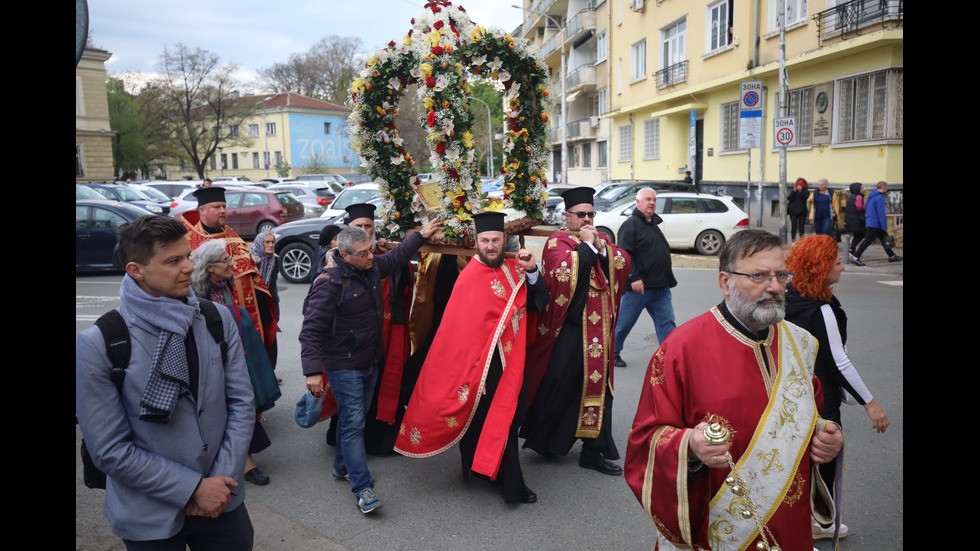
top-left (76, 48), bottom-right (116, 182)
top-left (604, 0), bottom-right (902, 217)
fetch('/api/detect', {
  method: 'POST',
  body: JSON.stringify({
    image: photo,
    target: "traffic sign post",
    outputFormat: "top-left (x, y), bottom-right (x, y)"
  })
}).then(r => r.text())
top-left (774, 117), bottom-right (797, 147)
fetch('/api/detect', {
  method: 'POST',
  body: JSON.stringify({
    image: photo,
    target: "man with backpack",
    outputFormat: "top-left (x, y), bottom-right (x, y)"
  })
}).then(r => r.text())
top-left (75, 215), bottom-right (256, 550)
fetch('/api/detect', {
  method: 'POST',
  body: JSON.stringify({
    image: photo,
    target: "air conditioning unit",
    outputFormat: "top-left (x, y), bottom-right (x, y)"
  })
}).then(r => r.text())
top-left (632, 0), bottom-right (646, 11)
top-left (589, 116), bottom-right (600, 128)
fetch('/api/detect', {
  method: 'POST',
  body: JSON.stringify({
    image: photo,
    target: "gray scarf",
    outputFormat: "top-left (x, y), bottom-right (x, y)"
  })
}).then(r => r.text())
top-left (119, 275), bottom-right (199, 423)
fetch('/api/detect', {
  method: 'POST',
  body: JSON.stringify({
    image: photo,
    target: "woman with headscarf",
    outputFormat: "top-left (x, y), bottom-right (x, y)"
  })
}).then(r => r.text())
top-left (192, 239), bottom-right (281, 486)
top-left (784, 235), bottom-right (889, 540)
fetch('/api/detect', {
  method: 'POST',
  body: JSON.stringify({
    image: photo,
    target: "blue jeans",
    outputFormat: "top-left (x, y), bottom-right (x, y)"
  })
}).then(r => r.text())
top-left (813, 216), bottom-right (832, 236)
top-left (615, 287), bottom-right (676, 353)
top-left (325, 366), bottom-right (378, 494)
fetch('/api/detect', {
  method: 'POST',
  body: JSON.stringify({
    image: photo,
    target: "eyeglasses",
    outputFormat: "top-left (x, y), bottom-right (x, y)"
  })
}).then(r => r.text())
top-left (214, 256), bottom-right (233, 265)
top-left (728, 271), bottom-right (794, 285)
top-left (567, 210), bottom-right (596, 219)
top-left (348, 250), bottom-right (373, 258)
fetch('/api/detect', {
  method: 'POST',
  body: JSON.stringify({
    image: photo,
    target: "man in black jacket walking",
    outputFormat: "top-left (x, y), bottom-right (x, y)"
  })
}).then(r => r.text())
top-left (613, 188), bottom-right (677, 367)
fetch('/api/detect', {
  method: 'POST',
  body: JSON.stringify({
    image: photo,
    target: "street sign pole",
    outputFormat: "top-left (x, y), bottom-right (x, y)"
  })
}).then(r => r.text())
top-left (740, 80), bottom-right (763, 226)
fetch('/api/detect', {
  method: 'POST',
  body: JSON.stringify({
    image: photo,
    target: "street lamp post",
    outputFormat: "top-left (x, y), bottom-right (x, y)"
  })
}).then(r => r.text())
top-left (513, 4), bottom-right (566, 186)
top-left (466, 95), bottom-right (494, 178)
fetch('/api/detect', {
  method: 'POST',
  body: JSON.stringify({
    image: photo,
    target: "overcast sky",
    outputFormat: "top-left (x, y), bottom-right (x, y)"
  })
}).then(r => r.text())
top-left (86, 0), bottom-right (524, 90)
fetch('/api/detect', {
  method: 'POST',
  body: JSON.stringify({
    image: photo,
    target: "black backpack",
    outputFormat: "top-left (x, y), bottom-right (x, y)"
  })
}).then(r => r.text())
top-left (79, 300), bottom-right (227, 489)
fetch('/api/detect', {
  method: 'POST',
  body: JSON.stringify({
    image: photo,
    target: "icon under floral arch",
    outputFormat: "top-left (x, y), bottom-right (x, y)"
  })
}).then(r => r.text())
top-left (347, 1), bottom-right (553, 241)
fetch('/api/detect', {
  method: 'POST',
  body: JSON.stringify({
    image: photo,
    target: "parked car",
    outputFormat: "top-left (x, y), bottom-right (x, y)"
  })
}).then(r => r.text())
top-left (126, 183), bottom-right (174, 204)
top-left (267, 183), bottom-right (336, 217)
top-left (86, 183), bottom-right (171, 215)
top-left (275, 195), bottom-right (382, 283)
top-left (169, 187), bottom-right (304, 236)
top-left (593, 192), bottom-right (749, 255)
top-left (143, 181), bottom-right (199, 200)
top-left (542, 184), bottom-right (575, 225)
top-left (76, 184), bottom-right (105, 200)
top-left (290, 179), bottom-right (345, 195)
top-left (346, 173), bottom-right (374, 185)
top-left (76, 200), bottom-right (152, 272)
top-left (318, 183), bottom-right (381, 220)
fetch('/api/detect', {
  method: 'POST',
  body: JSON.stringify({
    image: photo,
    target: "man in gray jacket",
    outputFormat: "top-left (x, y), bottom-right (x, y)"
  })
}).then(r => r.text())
top-left (76, 215), bottom-right (255, 550)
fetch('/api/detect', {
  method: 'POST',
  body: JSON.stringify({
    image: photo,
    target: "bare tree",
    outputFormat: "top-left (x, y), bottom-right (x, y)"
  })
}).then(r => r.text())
top-left (155, 43), bottom-right (255, 178)
top-left (259, 36), bottom-right (362, 103)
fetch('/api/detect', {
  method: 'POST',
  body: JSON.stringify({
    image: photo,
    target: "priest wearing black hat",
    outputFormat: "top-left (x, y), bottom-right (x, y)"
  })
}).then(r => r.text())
top-left (181, 187), bottom-right (279, 362)
top-left (520, 186), bottom-right (632, 476)
top-left (395, 211), bottom-right (548, 504)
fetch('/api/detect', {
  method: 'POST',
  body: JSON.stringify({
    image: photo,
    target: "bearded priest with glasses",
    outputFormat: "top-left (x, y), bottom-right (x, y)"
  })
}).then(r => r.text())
top-left (521, 186), bottom-right (632, 477)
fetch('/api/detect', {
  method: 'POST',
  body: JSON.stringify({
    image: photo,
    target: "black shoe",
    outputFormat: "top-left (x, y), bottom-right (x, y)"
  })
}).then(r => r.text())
top-left (849, 254), bottom-right (866, 267)
top-left (245, 467), bottom-right (270, 485)
top-left (888, 255), bottom-right (903, 262)
top-left (579, 457), bottom-right (623, 476)
top-left (520, 486), bottom-right (538, 504)
top-left (614, 355), bottom-right (626, 368)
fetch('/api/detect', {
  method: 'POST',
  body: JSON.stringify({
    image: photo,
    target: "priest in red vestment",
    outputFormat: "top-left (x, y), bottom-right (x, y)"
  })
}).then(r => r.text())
top-left (181, 187), bottom-right (278, 356)
top-left (395, 212), bottom-right (548, 504)
top-left (625, 229), bottom-right (843, 551)
top-left (521, 186), bottom-right (630, 476)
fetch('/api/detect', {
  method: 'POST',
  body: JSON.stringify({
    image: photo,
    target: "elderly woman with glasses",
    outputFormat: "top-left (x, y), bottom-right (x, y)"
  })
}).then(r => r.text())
top-left (784, 234), bottom-right (889, 541)
top-left (191, 239), bottom-right (280, 486)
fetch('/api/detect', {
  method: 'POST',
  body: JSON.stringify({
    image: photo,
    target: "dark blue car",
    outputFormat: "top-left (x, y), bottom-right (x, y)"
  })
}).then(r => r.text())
top-left (76, 200), bottom-right (152, 272)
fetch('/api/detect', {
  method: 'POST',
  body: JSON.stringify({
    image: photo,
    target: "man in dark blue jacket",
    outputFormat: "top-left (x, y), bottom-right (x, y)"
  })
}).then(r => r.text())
top-left (300, 219), bottom-right (441, 514)
top-left (851, 181), bottom-right (902, 265)
top-left (614, 188), bottom-right (677, 367)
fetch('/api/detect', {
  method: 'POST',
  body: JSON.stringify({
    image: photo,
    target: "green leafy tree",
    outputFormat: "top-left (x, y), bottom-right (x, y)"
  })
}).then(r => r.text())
top-left (299, 152), bottom-right (331, 174)
top-left (274, 157), bottom-right (292, 177)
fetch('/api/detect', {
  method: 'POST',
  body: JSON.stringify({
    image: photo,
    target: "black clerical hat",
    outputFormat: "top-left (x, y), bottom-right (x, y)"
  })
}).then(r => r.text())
top-left (193, 186), bottom-right (227, 205)
top-left (561, 186), bottom-right (595, 210)
top-left (345, 203), bottom-right (376, 223)
top-left (473, 211), bottom-right (506, 234)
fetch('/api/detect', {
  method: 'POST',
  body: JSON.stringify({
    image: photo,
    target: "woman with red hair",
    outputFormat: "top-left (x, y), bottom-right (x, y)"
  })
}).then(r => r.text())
top-left (784, 235), bottom-right (889, 540)
top-left (787, 177), bottom-right (810, 241)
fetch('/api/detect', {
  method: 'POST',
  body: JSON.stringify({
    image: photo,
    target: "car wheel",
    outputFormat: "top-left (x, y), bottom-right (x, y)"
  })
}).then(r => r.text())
top-left (597, 226), bottom-right (616, 245)
top-left (280, 242), bottom-right (314, 284)
top-left (257, 221), bottom-right (277, 234)
top-left (696, 230), bottom-right (724, 255)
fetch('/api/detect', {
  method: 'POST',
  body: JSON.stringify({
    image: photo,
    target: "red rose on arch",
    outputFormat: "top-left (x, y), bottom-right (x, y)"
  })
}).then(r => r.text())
top-left (426, 76), bottom-right (436, 88)
top-left (449, 169), bottom-right (460, 180)
top-left (436, 143), bottom-right (447, 155)
top-left (433, 20), bottom-right (444, 29)
top-left (427, 111), bottom-right (437, 127)
top-left (432, 46), bottom-right (445, 55)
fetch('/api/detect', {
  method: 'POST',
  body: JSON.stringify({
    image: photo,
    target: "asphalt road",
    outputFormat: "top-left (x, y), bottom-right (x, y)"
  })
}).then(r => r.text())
top-left (76, 246), bottom-right (903, 551)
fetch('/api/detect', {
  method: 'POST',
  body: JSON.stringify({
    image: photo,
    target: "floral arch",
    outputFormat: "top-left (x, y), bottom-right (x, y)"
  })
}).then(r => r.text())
top-left (347, 1), bottom-right (553, 240)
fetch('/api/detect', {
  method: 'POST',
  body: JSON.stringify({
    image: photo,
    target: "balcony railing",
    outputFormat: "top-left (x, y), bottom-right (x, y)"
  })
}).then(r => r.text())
top-left (813, 0), bottom-right (903, 43)
top-left (655, 60), bottom-right (688, 90)
top-left (565, 8), bottom-right (596, 43)
top-left (540, 34), bottom-right (559, 58)
top-left (566, 65), bottom-right (596, 90)
top-left (567, 119), bottom-right (596, 140)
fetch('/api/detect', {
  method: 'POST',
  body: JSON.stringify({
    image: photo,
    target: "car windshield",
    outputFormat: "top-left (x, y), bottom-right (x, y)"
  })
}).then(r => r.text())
top-left (136, 187), bottom-right (170, 201)
top-left (332, 188), bottom-right (379, 210)
top-left (597, 185), bottom-right (627, 200)
top-left (76, 185), bottom-right (104, 200)
top-left (276, 193), bottom-right (302, 206)
top-left (115, 187), bottom-right (151, 201)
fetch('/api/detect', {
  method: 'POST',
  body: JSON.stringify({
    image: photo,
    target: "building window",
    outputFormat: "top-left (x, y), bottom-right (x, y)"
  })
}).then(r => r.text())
top-left (231, 153), bottom-right (239, 170)
top-left (220, 153), bottom-right (228, 170)
top-left (598, 142), bottom-right (608, 167)
top-left (266, 122), bottom-right (277, 136)
top-left (262, 151), bottom-right (271, 169)
top-left (642, 118), bottom-right (660, 160)
top-left (596, 32), bottom-right (607, 64)
top-left (252, 152), bottom-right (260, 168)
top-left (835, 68), bottom-right (903, 143)
top-left (248, 124), bottom-right (259, 138)
top-left (583, 143), bottom-right (592, 168)
top-left (707, 0), bottom-right (734, 52)
top-left (324, 122), bottom-right (332, 134)
top-left (178, 158), bottom-right (186, 171)
top-left (76, 145), bottom-right (85, 177)
top-left (209, 156), bottom-right (218, 171)
top-left (228, 125), bottom-right (240, 138)
top-left (618, 124), bottom-right (633, 162)
top-left (780, 86), bottom-right (814, 145)
top-left (769, 0), bottom-right (807, 31)
top-left (617, 58), bottom-right (623, 94)
top-left (630, 39), bottom-right (647, 82)
top-left (661, 18), bottom-right (687, 69)
top-left (593, 89), bottom-right (608, 117)
top-left (721, 101), bottom-right (741, 151)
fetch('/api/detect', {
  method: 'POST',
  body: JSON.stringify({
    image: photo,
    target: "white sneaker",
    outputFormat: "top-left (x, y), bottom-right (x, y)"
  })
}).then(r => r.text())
top-left (812, 522), bottom-right (848, 540)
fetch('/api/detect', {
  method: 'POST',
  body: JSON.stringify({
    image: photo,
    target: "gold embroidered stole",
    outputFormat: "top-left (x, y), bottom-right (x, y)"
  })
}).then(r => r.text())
top-left (699, 311), bottom-right (817, 551)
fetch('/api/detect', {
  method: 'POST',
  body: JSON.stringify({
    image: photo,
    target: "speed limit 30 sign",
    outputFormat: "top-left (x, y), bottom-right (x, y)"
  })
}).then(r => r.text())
top-left (774, 117), bottom-right (797, 146)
